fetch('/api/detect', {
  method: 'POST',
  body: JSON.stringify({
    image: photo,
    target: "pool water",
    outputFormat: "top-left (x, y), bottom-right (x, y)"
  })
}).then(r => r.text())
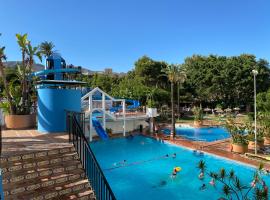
top-left (91, 135), bottom-right (270, 200)
top-left (163, 126), bottom-right (230, 142)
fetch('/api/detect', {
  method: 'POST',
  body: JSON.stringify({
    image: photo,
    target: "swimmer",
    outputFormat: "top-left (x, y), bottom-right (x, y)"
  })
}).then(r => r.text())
top-left (199, 151), bottom-right (204, 156)
top-left (199, 183), bottom-right (206, 190)
top-left (209, 178), bottom-right (215, 186)
top-left (172, 153), bottom-right (176, 159)
top-left (250, 180), bottom-right (256, 188)
top-left (171, 168), bottom-right (178, 178)
top-left (165, 154), bottom-right (169, 157)
top-left (198, 172), bottom-right (204, 180)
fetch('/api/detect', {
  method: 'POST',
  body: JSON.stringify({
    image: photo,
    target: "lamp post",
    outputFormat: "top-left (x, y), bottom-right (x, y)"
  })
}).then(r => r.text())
top-left (252, 69), bottom-right (258, 155)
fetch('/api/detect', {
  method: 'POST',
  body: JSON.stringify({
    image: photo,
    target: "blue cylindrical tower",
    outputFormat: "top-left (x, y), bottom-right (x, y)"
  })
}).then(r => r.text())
top-left (35, 54), bottom-right (84, 133)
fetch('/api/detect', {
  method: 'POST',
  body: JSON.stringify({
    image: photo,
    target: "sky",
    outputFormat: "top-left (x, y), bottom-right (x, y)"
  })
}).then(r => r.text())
top-left (0, 0), bottom-right (269, 72)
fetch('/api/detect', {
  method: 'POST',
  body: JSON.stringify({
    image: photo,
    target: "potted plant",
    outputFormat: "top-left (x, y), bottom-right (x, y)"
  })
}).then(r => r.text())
top-left (226, 119), bottom-right (248, 154)
top-left (192, 106), bottom-right (203, 127)
top-left (0, 33), bottom-right (42, 129)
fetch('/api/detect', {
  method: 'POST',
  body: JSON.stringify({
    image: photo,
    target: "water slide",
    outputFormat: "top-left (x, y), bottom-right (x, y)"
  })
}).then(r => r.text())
top-left (92, 117), bottom-right (109, 140)
top-left (110, 99), bottom-right (140, 112)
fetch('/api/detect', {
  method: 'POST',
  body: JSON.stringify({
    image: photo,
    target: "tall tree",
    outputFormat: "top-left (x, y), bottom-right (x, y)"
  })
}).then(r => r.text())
top-left (176, 65), bottom-right (186, 119)
top-left (0, 36), bottom-right (16, 114)
top-left (16, 33), bottom-right (29, 113)
top-left (40, 41), bottom-right (55, 58)
top-left (162, 64), bottom-right (179, 138)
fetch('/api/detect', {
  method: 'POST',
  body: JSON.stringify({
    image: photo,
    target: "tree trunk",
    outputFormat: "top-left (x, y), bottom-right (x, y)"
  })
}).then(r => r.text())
top-left (0, 61), bottom-right (16, 114)
top-left (171, 82), bottom-right (175, 139)
top-left (177, 82), bottom-right (180, 120)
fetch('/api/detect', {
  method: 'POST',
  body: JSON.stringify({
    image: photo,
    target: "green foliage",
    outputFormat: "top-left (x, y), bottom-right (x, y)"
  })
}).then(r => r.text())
top-left (192, 106), bottom-right (203, 121)
top-left (134, 56), bottom-right (168, 88)
top-left (226, 118), bottom-right (249, 145)
top-left (91, 73), bottom-right (119, 93)
top-left (197, 161), bottom-right (268, 200)
top-left (257, 89), bottom-right (270, 138)
top-left (184, 54), bottom-right (270, 108)
top-left (40, 41), bottom-right (55, 58)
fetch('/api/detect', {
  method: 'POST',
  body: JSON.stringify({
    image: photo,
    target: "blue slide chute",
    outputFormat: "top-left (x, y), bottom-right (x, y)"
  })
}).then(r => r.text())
top-left (109, 99), bottom-right (140, 112)
top-left (92, 118), bottom-right (109, 140)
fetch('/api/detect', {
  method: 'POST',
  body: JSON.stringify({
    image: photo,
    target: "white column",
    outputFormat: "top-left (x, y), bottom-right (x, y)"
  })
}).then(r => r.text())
top-left (123, 99), bottom-right (126, 136)
top-left (89, 94), bottom-right (93, 141)
top-left (254, 73), bottom-right (257, 155)
top-left (102, 93), bottom-right (106, 130)
top-left (89, 112), bottom-right (93, 142)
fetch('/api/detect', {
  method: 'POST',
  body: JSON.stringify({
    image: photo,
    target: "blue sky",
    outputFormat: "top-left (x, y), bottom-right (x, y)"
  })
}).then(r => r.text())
top-left (1, 0), bottom-right (269, 72)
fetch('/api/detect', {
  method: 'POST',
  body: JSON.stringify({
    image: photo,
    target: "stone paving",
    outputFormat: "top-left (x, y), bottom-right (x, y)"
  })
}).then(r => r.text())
top-left (1, 129), bottom-right (70, 157)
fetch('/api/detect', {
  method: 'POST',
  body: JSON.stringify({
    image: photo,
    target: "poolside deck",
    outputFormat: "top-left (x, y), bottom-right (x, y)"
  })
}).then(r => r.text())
top-left (160, 136), bottom-right (270, 169)
top-left (1, 129), bottom-right (71, 158)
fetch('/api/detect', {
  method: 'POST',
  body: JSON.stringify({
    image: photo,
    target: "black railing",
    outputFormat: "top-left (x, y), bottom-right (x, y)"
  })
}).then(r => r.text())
top-left (66, 111), bottom-right (116, 200)
top-left (0, 125), bottom-right (2, 157)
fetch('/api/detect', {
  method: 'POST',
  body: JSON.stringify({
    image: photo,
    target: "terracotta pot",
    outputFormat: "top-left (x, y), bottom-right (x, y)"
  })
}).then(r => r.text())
top-left (264, 137), bottom-right (270, 145)
top-left (248, 141), bottom-right (264, 150)
top-left (194, 120), bottom-right (203, 127)
top-left (5, 114), bottom-right (36, 129)
top-left (232, 143), bottom-right (248, 154)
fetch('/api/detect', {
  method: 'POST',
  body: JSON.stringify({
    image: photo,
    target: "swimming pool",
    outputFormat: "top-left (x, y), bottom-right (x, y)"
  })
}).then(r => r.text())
top-left (163, 126), bottom-right (230, 142)
top-left (91, 135), bottom-right (270, 200)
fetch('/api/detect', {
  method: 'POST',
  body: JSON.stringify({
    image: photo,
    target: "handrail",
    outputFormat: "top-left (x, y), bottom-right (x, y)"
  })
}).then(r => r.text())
top-left (66, 111), bottom-right (116, 200)
top-left (0, 125), bottom-right (2, 157)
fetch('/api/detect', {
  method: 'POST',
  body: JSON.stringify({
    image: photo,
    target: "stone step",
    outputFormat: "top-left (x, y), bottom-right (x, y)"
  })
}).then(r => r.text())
top-left (2, 160), bottom-right (82, 185)
top-left (5, 179), bottom-right (91, 200)
top-left (60, 188), bottom-right (96, 200)
top-left (3, 169), bottom-right (86, 196)
top-left (1, 152), bottom-right (78, 174)
top-left (0, 146), bottom-right (74, 164)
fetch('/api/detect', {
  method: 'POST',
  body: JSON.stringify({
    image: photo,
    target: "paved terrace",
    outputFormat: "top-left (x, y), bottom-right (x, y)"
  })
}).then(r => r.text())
top-left (158, 135), bottom-right (270, 169)
top-left (1, 129), bottom-right (71, 158)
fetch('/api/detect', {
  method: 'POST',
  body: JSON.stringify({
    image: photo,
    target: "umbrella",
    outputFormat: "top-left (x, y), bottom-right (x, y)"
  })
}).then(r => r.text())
top-left (203, 108), bottom-right (211, 112)
top-left (224, 108), bottom-right (232, 112)
top-left (233, 107), bottom-right (240, 111)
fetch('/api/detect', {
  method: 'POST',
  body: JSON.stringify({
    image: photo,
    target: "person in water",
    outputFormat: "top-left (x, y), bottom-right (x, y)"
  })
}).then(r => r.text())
top-left (199, 172), bottom-right (204, 179)
top-left (171, 168), bottom-right (178, 178)
top-left (199, 183), bottom-right (206, 190)
top-left (172, 153), bottom-right (176, 159)
top-left (209, 178), bottom-right (215, 186)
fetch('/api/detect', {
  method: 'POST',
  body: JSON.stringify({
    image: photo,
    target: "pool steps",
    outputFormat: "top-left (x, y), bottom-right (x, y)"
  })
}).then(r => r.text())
top-left (1, 146), bottom-right (96, 200)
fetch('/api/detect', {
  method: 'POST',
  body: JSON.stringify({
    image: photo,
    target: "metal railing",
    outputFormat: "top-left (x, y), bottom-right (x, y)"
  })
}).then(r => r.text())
top-left (66, 111), bottom-right (116, 200)
top-left (0, 125), bottom-right (2, 157)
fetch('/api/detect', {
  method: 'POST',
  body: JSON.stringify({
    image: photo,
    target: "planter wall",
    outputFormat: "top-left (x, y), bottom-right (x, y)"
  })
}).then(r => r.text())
top-left (232, 143), bottom-right (248, 154)
top-left (193, 120), bottom-right (203, 128)
top-left (5, 114), bottom-right (36, 129)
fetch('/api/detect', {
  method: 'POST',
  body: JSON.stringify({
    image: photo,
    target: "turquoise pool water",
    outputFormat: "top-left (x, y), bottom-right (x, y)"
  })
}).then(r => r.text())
top-left (163, 126), bottom-right (230, 142)
top-left (91, 135), bottom-right (269, 200)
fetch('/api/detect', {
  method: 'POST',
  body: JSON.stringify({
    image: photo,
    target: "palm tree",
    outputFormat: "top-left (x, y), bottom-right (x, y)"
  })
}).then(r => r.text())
top-left (0, 42), bottom-right (16, 114)
top-left (162, 64), bottom-right (179, 138)
top-left (176, 65), bottom-right (186, 119)
top-left (16, 33), bottom-right (29, 113)
top-left (40, 41), bottom-right (55, 58)
top-left (40, 41), bottom-right (55, 68)
top-left (26, 42), bottom-right (42, 69)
